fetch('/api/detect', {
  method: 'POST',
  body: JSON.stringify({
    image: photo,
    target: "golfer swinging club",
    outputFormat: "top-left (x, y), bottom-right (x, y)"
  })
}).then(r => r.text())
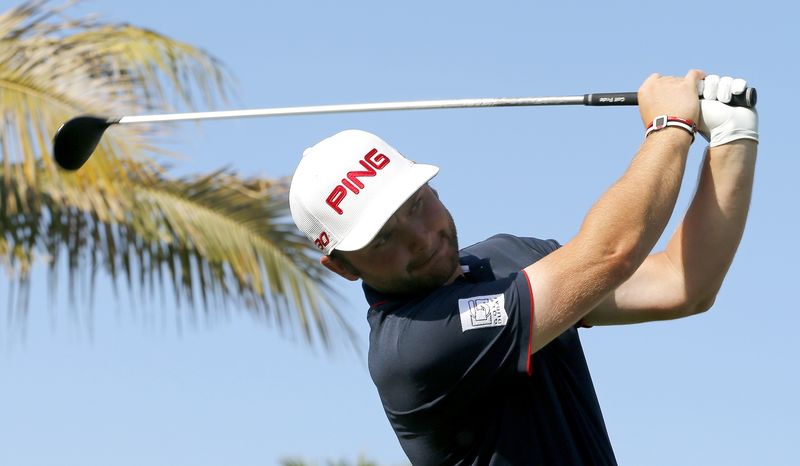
top-left (289, 70), bottom-right (758, 465)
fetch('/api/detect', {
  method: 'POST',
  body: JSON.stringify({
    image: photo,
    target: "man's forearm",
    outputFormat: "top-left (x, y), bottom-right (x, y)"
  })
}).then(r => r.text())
top-left (664, 140), bottom-right (757, 309)
top-left (524, 71), bottom-right (706, 350)
top-left (527, 128), bottom-right (693, 350)
top-left (578, 130), bottom-right (691, 272)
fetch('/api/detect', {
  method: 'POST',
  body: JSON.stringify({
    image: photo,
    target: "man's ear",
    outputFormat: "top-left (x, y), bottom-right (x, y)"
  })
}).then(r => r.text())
top-left (320, 255), bottom-right (360, 281)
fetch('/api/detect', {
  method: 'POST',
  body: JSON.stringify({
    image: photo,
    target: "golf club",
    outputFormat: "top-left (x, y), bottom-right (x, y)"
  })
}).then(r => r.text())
top-left (52, 87), bottom-right (757, 171)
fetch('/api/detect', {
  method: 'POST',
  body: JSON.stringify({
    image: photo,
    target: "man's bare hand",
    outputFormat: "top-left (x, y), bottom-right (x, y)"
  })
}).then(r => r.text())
top-left (638, 70), bottom-right (705, 127)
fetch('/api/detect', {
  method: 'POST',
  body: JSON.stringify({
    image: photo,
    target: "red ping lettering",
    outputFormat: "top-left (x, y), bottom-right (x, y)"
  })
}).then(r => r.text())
top-left (325, 149), bottom-right (390, 215)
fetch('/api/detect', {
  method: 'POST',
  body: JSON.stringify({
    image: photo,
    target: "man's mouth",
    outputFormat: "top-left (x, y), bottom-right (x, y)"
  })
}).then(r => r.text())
top-left (408, 234), bottom-right (453, 273)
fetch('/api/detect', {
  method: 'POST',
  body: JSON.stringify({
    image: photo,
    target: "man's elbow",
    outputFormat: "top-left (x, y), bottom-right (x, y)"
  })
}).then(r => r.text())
top-left (684, 292), bottom-right (717, 317)
top-left (667, 268), bottom-right (723, 318)
top-left (660, 285), bottom-right (719, 320)
top-left (597, 241), bottom-right (649, 288)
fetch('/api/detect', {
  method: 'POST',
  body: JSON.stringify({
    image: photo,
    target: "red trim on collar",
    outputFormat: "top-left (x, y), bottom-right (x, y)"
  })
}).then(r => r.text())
top-left (370, 300), bottom-right (389, 311)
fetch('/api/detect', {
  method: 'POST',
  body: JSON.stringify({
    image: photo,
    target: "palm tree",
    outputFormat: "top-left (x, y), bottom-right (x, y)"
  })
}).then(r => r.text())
top-left (0, 1), bottom-right (354, 349)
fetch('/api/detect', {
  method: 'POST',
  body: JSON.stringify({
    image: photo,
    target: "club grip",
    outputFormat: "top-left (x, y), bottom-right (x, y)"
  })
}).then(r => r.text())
top-left (584, 87), bottom-right (757, 108)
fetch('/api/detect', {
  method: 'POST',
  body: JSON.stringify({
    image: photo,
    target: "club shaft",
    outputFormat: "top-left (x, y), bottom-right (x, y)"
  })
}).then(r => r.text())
top-left (114, 87), bottom-right (755, 125)
top-left (116, 96), bottom-right (588, 124)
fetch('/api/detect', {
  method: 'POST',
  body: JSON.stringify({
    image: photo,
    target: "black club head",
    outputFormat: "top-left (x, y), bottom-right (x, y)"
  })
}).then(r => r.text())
top-left (53, 116), bottom-right (114, 171)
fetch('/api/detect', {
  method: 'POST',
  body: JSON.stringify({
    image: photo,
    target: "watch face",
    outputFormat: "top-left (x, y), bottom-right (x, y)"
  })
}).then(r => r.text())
top-left (654, 115), bottom-right (667, 129)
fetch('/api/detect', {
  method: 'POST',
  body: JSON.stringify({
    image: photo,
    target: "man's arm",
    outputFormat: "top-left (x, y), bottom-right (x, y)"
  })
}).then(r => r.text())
top-left (584, 76), bottom-right (759, 325)
top-left (583, 139), bottom-right (757, 325)
top-left (523, 70), bottom-right (703, 353)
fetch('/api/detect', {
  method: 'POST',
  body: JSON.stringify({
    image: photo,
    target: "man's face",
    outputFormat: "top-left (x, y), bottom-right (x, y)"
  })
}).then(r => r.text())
top-left (324, 185), bottom-right (461, 295)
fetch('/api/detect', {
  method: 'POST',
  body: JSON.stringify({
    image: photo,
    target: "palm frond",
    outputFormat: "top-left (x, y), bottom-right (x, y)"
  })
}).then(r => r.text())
top-left (0, 1), bottom-right (355, 351)
top-left (127, 170), bottom-right (351, 345)
top-left (1, 160), bottom-right (357, 348)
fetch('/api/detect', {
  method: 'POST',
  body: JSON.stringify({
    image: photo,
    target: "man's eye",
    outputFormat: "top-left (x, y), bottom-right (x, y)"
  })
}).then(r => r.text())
top-left (410, 196), bottom-right (423, 212)
top-left (373, 232), bottom-right (391, 248)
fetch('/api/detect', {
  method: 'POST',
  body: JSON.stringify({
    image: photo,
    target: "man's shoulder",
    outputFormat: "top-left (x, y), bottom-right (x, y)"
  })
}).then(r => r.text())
top-left (462, 233), bottom-right (561, 257)
top-left (459, 234), bottom-right (561, 275)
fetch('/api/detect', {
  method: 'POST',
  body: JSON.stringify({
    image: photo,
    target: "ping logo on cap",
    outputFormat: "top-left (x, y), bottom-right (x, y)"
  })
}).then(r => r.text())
top-left (289, 129), bottom-right (439, 254)
top-left (325, 148), bottom-right (390, 215)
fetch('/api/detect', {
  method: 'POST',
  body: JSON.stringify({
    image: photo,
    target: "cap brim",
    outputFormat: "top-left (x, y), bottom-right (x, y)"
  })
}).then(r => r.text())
top-left (334, 163), bottom-right (439, 252)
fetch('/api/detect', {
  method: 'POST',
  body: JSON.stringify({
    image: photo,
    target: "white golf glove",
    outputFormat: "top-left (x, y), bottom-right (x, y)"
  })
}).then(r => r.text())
top-left (697, 75), bottom-right (759, 147)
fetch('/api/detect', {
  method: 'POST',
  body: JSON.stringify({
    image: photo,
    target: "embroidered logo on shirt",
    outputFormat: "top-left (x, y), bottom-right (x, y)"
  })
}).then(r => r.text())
top-left (458, 293), bottom-right (508, 332)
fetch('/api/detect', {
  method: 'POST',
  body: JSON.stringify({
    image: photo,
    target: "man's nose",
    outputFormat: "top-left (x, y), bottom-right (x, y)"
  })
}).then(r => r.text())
top-left (402, 218), bottom-right (432, 253)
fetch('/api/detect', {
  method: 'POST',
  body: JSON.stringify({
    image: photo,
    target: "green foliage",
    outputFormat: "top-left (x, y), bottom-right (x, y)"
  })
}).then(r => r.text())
top-left (0, 0), bottom-right (355, 349)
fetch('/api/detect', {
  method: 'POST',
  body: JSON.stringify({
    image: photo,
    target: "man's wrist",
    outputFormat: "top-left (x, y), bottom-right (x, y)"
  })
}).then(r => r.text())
top-left (645, 115), bottom-right (697, 142)
top-left (644, 126), bottom-right (695, 148)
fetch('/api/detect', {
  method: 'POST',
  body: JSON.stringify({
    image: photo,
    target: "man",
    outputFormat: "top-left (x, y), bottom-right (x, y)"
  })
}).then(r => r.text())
top-left (289, 71), bottom-right (758, 465)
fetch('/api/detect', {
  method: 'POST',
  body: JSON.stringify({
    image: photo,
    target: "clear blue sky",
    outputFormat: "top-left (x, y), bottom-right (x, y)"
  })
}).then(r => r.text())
top-left (2, 1), bottom-right (798, 465)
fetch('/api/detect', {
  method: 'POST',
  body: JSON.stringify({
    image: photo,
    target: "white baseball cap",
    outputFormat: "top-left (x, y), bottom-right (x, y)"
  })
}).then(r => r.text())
top-left (289, 130), bottom-right (439, 255)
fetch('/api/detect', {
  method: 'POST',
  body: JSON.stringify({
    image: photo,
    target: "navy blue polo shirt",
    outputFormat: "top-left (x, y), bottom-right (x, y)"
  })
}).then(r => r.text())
top-left (366, 234), bottom-right (616, 465)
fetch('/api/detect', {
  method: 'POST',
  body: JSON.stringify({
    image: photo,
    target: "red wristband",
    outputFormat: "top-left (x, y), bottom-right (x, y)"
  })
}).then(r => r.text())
top-left (645, 115), bottom-right (697, 142)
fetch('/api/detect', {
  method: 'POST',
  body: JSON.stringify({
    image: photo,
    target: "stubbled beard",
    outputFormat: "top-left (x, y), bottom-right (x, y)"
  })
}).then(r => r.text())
top-left (343, 208), bottom-right (461, 296)
top-left (403, 233), bottom-right (460, 294)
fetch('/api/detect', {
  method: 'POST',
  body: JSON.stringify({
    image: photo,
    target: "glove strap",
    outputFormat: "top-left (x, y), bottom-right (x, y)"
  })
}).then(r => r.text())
top-left (645, 115), bottom-right (697, 142)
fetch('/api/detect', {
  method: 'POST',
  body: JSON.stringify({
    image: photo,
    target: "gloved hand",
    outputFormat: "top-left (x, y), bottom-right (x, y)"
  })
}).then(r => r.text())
top-left (697, 75), bottom-right (759, 147)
